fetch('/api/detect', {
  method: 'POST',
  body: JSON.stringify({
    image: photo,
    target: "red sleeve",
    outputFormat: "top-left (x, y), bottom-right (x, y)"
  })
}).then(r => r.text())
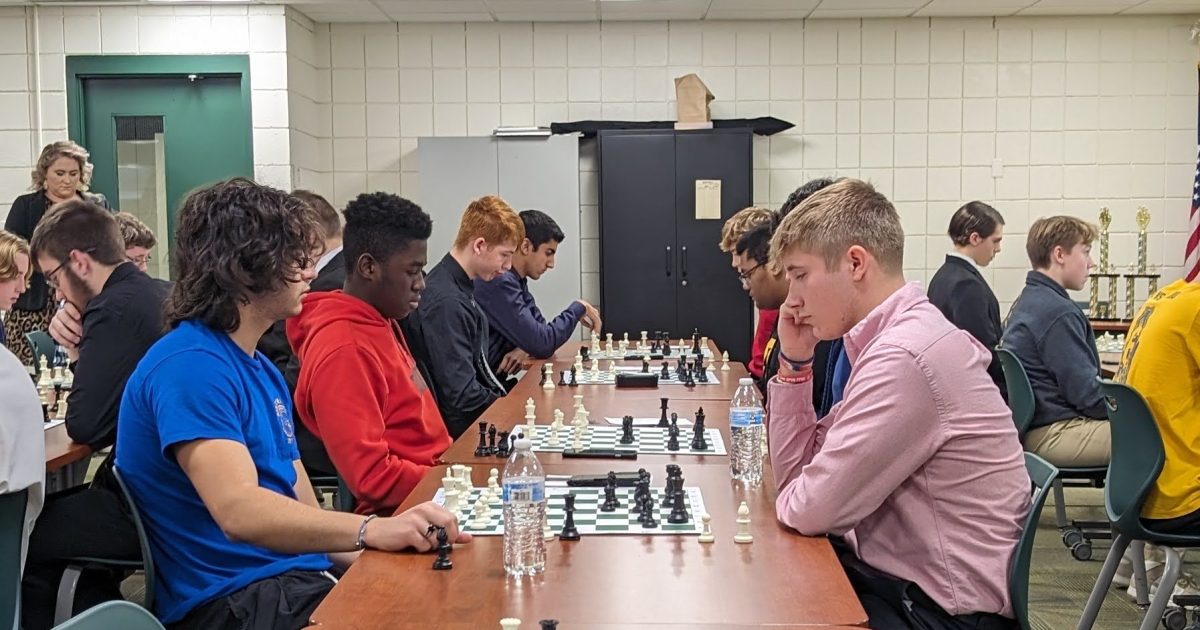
top-left (749, 309), bottom-right (779, 379)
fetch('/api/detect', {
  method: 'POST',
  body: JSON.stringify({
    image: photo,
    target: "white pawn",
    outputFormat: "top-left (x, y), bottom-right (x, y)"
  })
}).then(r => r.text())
top-left (488, 468), bottom-right (501, 497)
top-left (574, 355), bottom-right (584, 375)
top-left (542, 512), bottom-right (554, 541)
top-left (460, 466), bottom-right (474, 493)
top-left (470, 498), bottom-right (490, 529)
top-left (499, 619), bottom-right (521, 630)
top-left (734, 501), bottom-right (753, 544)
top-left (721, 350), bottom-right (731, 371)
top-left (573, 394), bottom-right (584, 413)
top-left (571, 425), bottom-right (584, 452)
top-left (605, 332), bottom-right (614, 353)
top-left (548, 411), bottom-right (563, 447)
top-left (591, 334), bottom-right (601, 355)
top-left (698, 512), bottom-right (714, 543)
top-left (542, 363), bottom-right (555, 390)
top-left (608, 359), bottom-right (617, 374)
top-left (590, 358), bottom-right (600, 379)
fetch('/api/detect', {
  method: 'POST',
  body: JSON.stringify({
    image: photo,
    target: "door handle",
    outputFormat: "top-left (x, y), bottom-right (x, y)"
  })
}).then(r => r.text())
top-left (665, 246), bottom-right (672, 277)
top-left (681, 246), bottom-right (688, 277)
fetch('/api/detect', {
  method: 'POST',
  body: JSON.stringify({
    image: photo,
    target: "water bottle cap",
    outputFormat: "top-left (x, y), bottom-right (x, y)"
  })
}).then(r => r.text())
top-left (514, 438), bottom-right (533, 451)
top-left (738, 377), bottom-right (754, 386)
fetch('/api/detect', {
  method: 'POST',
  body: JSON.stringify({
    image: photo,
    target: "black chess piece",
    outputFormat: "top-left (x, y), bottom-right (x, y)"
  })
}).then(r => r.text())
top-left (696, 357), bottom-right (708, 383)
top-left (509, 433), bottom-right (518, 453)
top-left (662, 331), bottom-right (672, 356)
top-left (538, 367), bottom-right (547, 387)
top-left (559, 494), bottom-right (581, 540)
top-left (431, 526), bottom-right (453, 570)
top-left (691, 328), bottom-right (701, 355)
top-left (666, 423), bottom-right (679, 451)
top-left (569, 367), bottom-right (578, 387)
top-left (497, 430), bottom-right (511, 457)
top-left (581, 346), bottom-right (590, 361)
top-left (640, 493), bottom-right (659, 528)
top-left (667, 489), bottom-right (690, 524)
top-left (539, 621), bottom-right (560, 630)
top-left (661, 474), bottom-right (676, 508)
top-left (657, 397), bottom-right (670, 428)
top-left (487, 424), bottom-right (498, 455)
top-left (675, 358), bottom-right (685, 380)
top-left (558, 369), bottom-right (568, 386)
top-left (660, 362), bottom-right (669, 380)
top-left (474, 421), bottom-right (489, 456)
top-left (690, 411), bottom-right (708, 451)
top-left (619, 416), bottom-right (635, 444)
top-left (600, 477), bottom-right (619, 512)
top-left (683, 369), bottom-right (695, 387)
top-left (641, 356), bottom-right (650, 373)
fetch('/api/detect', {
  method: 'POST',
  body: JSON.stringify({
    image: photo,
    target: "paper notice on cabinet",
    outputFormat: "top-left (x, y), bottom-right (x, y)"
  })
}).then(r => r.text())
top-left (695, 179), bottom-right (721, 220)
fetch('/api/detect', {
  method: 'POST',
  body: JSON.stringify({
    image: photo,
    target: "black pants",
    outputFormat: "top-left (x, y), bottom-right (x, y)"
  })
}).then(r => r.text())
top-left (1145, 508), bottom-right (1200, 534)
top-left (171, 570), bottom-right (335, 630)
top-left (834, 540), bottom-right (1017, 630)
top-left (21, 467), bottom-right (140, 630)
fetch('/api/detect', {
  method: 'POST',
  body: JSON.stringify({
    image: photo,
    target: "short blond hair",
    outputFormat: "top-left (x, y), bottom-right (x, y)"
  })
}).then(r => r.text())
top-left (719, 207), bottom-right (773, 252)
top-left (769, 178), bottom-right (904, 274)
top-left (0, 230), bottom-right (31, 288)
top-left (114, 212), bottom-right (157, 250)
top-left (1026, 216), bottom-right (1097, 269)
top-left (31, 141), bottom-right (93, 192)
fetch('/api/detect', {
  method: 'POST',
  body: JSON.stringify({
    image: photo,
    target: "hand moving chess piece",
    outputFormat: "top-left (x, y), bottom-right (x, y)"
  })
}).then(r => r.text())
top-left (431, 526), bottom-right (453, 570)
top-left (734, 501), bottom-right (753, 543)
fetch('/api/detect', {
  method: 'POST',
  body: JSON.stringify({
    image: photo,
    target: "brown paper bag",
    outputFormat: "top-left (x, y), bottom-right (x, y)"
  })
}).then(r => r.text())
top-left (674, 74), bottom-right (713, 123)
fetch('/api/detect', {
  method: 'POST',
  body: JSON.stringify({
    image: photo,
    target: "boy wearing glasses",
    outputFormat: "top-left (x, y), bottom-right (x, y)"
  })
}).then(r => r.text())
top-left (22, 199), bottom-right (170, 629)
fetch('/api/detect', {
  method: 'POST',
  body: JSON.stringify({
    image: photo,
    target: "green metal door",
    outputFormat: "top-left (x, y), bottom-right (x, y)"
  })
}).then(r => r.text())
top-left (67, 56), bottom-right (254, 279)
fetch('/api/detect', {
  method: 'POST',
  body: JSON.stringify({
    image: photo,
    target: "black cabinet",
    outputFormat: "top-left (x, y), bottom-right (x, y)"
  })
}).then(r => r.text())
top-left (597, 128), bottom-right (754, 364)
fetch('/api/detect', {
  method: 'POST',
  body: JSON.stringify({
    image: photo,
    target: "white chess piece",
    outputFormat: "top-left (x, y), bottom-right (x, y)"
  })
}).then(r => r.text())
top-left (488, 468), bottom-right (501, 496)
top-left (590, 358), bottom-right (600, 379)
top-left (721, 350), bottom-right (730, 371)
top-left (542, 363), bottom-right (555, 390)
top-left (442, 474), bottom-right (457, 496)
top-left (574, 355), bottom-right (584, 375)
top-left (573, 394), bottom-right (583, 412)
top-left (605, 332), bottom-right (614, 353)
top-left (542, 513), bottom-right (554, 541)
top-left (591, 334), bottom-right (601, 355)
top-left (698, 512), bottom-right (714, 543)
top-left (701, 336), bottom-right (709, 352)
top-left (499, 619), bottom-right (521, 630)
top-left (460, 466), bottom-right (474, 493)
top-left (57, 400), bottom-right (68, 420)
top-left (734, 501), bottom-right (753, 544)
top-left (470, 498), bottom-right (490, 529)
top-left (608, 360), bottom-right (617, 374)
top-left (444, 487), bottom-right (461, 513)
top-left (62, 366), bottom-right (74, 388)
top-left (37, 357), bottom-right (51, 390)
top-left (571, 425), bottom-right (584, 452)
top-left (640, 330), bottom-right (648, 348)
top-left (525, 397), bottom-right (535, 417)
top-left (52, 366), bottom-right (63, 386)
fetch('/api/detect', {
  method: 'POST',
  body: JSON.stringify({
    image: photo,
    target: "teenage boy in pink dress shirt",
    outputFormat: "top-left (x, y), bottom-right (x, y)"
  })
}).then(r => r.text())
top-left (765, 178), bottom-right (1030, 629)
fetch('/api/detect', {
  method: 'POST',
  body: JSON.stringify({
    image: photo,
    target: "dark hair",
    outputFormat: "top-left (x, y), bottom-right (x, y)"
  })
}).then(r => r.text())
top-left (165, 178), bottom-right (322, 332)
top-left (293, 189), bottom-right (341, 239)
top-left (948, 201), bottom-right (1005, 246)
top-left (519, 209), bottom-right (565, 249)
top-left (734, 223), bottom-right (772, 267)
top-left (343, 192), bottom-right (432, 269)
top-left (29, 198), bottom-right (125, 266)
top-left (778, 177), bottom-right (837, 221)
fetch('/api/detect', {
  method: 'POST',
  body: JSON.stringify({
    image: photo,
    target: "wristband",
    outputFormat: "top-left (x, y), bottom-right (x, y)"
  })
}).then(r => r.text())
top-left (776, 372), bottom-right (813, 384)
top-left (778, 351), bottom-right (815, 372)
top-left (356, 514), bottom-right (378, 550)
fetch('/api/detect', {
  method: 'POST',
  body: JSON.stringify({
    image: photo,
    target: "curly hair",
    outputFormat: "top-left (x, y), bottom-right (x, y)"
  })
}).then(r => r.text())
top-left (165, 178), bottom-right (322, 332)
top-left (719, 207), bottom-right (772, 253)
top-left (343, 192), bottom-right (432, 268)
top-left (0, 230), bottom-right (30, 288)
top-left (31, 141), bottom-right (93, 192)
top-left (114, 212), bottom-right (157, 249)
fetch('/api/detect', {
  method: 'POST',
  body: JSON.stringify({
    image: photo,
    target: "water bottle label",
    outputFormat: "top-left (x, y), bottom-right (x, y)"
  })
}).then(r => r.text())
top-left (502, 480), bottom-right (545, 503)
top-left (730, 408), bottom-right (763, 427)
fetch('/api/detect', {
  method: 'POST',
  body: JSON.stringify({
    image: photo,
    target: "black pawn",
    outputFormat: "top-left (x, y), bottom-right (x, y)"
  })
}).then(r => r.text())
top-left (666, 423), bottom-right (679, 452)
top-left (431, 527), bottom-right (453, 570)
top-left (600, 482), bottom-right (619, 513)
top-left (497, 430), bottom-right (511, 457)
top-left (667, 489), bottom-right (690, 524)
top-left (619, 416), bottom-right (635, 444)
top-left (559, 494), bottom-right (581, 540)
top-left (660, 362), bottom-right (670, 380)
top-left (474, 421), bottom-right (489, 456)
top-left (569, 367), bottom-right (578, 387)
top-left (487, 424), bottom-right (498, 454)
top-left (640, 493), bottom-right (659, 528)
top-left (657, 397), bottom-right (670, 428)
top-left (540, 622), bottom-right (560, 630)
top-left (538, 368), bottom-right (547, 387)
top-left (558, 369), bottom-right (568, 386)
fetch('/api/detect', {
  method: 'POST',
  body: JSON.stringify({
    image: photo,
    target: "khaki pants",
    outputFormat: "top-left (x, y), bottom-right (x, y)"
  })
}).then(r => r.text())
top-left (1023, 418), bottom-right (1111, 468)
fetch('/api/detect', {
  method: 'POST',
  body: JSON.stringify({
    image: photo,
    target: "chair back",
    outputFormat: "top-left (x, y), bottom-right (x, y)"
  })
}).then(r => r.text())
top-left (0, 490), bottom-right (27, 630)
top-left (1010, 453), bottom-right (1058, 630)
top-left (1098, 380), bottom-right (1165, 539)
top-left (25, 331), bottom-right (54, 375)
top-left (111, 467), bottom-right (155, 613)
top-left (52, 600), bottom-right (163, 630)
top-left (996, 348), bottom-right (1036, 437)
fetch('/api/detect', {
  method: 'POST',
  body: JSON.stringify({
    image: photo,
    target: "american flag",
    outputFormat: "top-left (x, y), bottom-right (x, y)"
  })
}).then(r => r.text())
top-left (1188, 66), bottom-right (1200, 282)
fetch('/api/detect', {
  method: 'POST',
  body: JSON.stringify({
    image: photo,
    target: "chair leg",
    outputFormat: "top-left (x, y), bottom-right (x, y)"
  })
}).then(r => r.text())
top-left (1140, 546), bottom-right (1182, 630)
top-left (1130, 540), bottom-right (1150, 607)
top-left (1077, 534), bottom-right (1131, 630)
top-left (54, 565), bottom-right (83, 625)
top-left (1054, 480), bottom-right (1069, 529)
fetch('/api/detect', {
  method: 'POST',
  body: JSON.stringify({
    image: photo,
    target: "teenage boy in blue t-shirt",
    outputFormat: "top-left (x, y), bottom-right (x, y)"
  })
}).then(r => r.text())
top-left (115, 178), bottom-right (469, 629)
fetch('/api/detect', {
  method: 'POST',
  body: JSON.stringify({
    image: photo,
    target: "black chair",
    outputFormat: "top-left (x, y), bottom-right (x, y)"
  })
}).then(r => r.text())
top-left (25, 330), bottom-right (54, 376)
top-left (996, 348), bottom-right (1110, 561)
top-left (1077, 381), bottom-right (1200, 630)
top-left (1, 488), bottom-right (29, 630)
top-left (53, 468), bottom-right (154, 625)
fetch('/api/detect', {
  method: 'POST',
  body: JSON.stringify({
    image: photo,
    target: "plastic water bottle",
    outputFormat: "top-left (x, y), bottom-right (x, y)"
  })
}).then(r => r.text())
top-left (502, 437), bottom-right (546, 577)
top-left (730, 377), bottom-right (765, 484)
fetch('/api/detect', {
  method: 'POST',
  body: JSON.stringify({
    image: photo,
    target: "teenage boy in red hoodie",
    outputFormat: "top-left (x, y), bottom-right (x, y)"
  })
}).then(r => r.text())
top-left (288, 192), bottom-right (451, 515)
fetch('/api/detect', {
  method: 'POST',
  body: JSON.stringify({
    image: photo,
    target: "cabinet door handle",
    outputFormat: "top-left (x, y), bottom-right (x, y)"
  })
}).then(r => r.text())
top-left (665, 245), bottom-right (672, 277)
top-left (681, 246), bottom-right (688, 277)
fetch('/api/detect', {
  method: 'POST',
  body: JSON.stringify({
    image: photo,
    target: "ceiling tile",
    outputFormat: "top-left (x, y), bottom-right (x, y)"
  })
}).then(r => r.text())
top-left (913, 0), bottom-right (1030, 16)
top-left (808, 8), bottom-right (919, 17)
top-left (599, 0), bottom-right (708, 21)
top-left (813, 0), bottom-right (928, 8)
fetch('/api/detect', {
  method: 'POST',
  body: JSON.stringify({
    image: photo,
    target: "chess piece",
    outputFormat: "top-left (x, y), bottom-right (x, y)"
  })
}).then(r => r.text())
top-left (591, 334), bottom-right (601, 355)
top-left (488, 468), bottom-right (501, 497)
top-left (640, 330), bottom-right (648, 348)
top-left (475, 421), bottom-right (490, 456)
top-left (460, 465), bottom-right (474, 493)
top-left (444, 487), bottom-right (460, 513)
top-left (691, 328), bottom-right (701, 355)
top-left (666, 423), bottom-right (680, 451)
top-left (642, 355), bottom-right (650, 373)
top-left (573, 394), bottom-right (584, 413)
top-left (667, 489), bottom-right (689, 524)
top-left (432, 526), bottom-right (453, 570)
top-left (499, 618), bottom-right (521, 630)
top-left (539, 621), bottom-right (559, 630)
top-left (721, 350), bottom-right (730, 371)
top-left (660, 362), bottom-right (670, 380)
top-left (542, 363), bottom-right (555, 390)
top-left (734, 501), bottom-right (753, 543)
top-left (619, 416), bottom-right (635, 445)
top-left (525, 397), bottom-right (536, 418)
top-left (496, 430), bottom-right (511, 458)
top-left (698, 513), bottom-right (715, 543)
top-left (36, 357), bottom-right (51, 390)
top-left (469, 498), bottom-right (490, 529)
top-left (568, 367), bottom-right (578, 387)
top-left (574, 354), bottom-right (584, 375)
top-left (570, 425), bottom-right (584, 452)
top-left (589, 358), bottom-right (600, 379)
top-left (559, 494), bottom-right (581, 540)
top-left (538, 366), bottom-right (548, 387)
top-left (605, 332), bottom-right (614, 353)
top-left (608, 359), bottom-right (617, 373)
top-left (639, 492), bottom-right (658, 528)
top-left (658, 397), bottom-right (670, 428)
top-left (691, 409), bottom-right (709, 450)
top-left (488, 424), bottom-right (498, 455)
top-left (558, 369), bottom-right (568, 387)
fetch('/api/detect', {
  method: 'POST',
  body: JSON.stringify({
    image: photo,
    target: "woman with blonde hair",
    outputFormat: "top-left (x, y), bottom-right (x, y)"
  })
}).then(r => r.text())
top-left (3, 141), bottom-right (109, 365)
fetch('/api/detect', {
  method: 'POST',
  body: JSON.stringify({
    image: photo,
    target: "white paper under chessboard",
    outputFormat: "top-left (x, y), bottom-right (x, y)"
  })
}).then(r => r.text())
top-left (434, 476), bottom-right (708, 536)
top-left (525, 425), bottom-right (726, 456)
top-left (43, 420), bottom-right (64, 431)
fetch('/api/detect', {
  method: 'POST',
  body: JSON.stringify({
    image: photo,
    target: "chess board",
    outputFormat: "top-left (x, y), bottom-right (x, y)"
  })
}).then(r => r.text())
top-left (525, 424), bottom-right (727, 456)
top-left (560, 366), bottom-right (720, 386)
top-left (433, 477), bottom-right (708, 536)
top-left (585, 345), bottom-right (714, 361)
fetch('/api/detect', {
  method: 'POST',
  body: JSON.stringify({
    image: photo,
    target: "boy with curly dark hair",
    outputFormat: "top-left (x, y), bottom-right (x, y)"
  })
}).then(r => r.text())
top-left (288, 192), bottom-right (451, 516)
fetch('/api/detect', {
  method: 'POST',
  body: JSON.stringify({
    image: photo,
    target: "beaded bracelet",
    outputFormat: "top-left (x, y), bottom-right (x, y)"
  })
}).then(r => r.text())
top-left (356, 514), bottom-right (378, 550)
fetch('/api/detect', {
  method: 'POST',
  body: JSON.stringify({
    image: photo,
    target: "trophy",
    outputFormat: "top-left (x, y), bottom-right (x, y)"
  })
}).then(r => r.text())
top-left (1088, 208), bottom-right (1120, 319)
top-left (1122, 206), bottom-right (1161, 319)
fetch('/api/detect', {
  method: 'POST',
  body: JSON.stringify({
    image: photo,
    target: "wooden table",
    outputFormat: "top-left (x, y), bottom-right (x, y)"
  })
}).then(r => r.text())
top-left (511, 360), bottom-right (749, 404)
top-left (44, 422), bottom-right (91, 493)
top-left (1090, 320), bottom-right (1129, 335)
top-left (309, 465), bottom-right (867, 629)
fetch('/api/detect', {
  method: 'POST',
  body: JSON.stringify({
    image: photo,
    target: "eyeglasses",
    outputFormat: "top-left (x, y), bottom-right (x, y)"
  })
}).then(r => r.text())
top-left (736, 263), bottom-right (764, 285)
top-left (128, 254), bottom-right (152, 266)
top-left (43, 249), bottom-right (95, 291)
